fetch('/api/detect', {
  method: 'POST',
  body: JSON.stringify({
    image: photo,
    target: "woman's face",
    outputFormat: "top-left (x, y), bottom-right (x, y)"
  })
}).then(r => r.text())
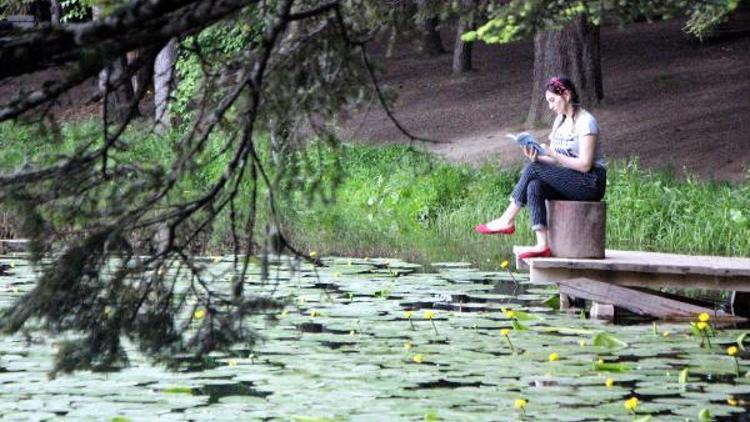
top-left (545, 90), bottom-right (569, 115)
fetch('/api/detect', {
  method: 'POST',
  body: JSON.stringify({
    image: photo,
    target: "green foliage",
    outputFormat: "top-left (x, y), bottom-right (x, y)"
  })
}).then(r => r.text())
top-left (172, 13), bottom-right (265, 120)
top-left (463, 0), bottom-right (742, 45)
top-left (287, 144), bottom-right (750, 268)
top-left (3, 121), bottom-right (750, 268)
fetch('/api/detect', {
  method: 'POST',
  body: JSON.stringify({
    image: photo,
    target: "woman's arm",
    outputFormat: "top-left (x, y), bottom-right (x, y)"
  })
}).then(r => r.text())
top-left (544, 134), bottom-right (597, 173)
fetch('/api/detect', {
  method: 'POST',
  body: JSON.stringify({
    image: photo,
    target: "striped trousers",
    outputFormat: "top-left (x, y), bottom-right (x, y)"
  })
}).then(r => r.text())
top-left (511, 162), bottom-right (606, 231)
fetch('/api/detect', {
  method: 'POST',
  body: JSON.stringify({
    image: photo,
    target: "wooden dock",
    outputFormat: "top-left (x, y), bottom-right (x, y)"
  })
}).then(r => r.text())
top-left (514, 247), bottom-right (750, 320)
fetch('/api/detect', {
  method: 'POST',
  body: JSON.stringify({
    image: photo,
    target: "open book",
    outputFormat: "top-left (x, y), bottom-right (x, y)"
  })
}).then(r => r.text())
top-left (506, 132), bottom-right (546, 155)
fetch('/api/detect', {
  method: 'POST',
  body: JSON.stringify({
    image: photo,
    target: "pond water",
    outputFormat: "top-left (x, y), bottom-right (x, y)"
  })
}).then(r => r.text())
top-left (0, 255), bottom-right (749, 421)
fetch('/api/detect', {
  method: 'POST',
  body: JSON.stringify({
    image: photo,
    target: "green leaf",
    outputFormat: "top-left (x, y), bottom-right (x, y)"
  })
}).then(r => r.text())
top-left (511, 310), bottom-right (539, 321)
top-left (698, 408), bottom-right (711, 421)
top-left (737, 332), bottom-right (748, 350)
top-left (689, 324), bottom-right (703, 337)
top-left (592, 332), bottom-right (628, 349)
top-left (512, 320), bottom-right (528, 331)
top-left (593, 361), bottom-right (631, 373)
top-left (460, 31), bottom-right (477, 42)
top-left (423, 410), bottom-right (440, 421)
top-left (678, 368), bottom-right (689, 385)
top-left (542, 294), bottom-right (560, 310)
top-left (162, 387), bottom-right (193, 394)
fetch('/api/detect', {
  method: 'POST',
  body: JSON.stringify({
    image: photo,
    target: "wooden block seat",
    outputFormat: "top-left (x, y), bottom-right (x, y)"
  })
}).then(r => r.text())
top-left (546, 200), bottom-right (606, 259)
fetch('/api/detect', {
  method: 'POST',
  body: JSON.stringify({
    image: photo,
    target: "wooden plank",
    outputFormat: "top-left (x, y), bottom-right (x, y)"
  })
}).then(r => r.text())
top-left (513, 246), bottom-right (530, 271)
top-left (531, 266), bottom-right (750, 292)
top-left (531, 249), bottom-right (750, 278)
top-left (0, 239), bottom-right (29, 253)
top-left (558, 278), bottom-right (746, 321)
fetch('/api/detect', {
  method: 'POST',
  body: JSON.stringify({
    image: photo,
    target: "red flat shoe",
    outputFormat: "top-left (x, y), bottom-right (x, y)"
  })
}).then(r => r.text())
top-left (518, 247), bottom-right (552, 261)
top-left (474, 223), bottom-right (515, 235)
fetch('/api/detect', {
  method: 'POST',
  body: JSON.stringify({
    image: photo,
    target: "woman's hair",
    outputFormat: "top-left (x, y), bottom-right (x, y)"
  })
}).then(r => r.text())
top-left (546, 76), bottom-right (579, 105)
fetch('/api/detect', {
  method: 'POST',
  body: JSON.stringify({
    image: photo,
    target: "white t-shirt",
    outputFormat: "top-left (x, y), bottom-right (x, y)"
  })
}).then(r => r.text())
top-left (549, 109), bottom-right (606, 169)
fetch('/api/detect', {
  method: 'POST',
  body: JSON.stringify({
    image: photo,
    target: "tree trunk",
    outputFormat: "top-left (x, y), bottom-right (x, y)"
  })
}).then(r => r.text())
top-left (128, 49), bottom-right (154, 100)
top-left (154, 38), bottom-right (178, 132)
top-left (49, 0), bottom-right (62, 24)
top-left (99, 56), bottom-right (135, 125)
top-left (526, 14), bottom-right (603, 127)
top-left (94, 7), bottom-right (135, 125)
top-left (452, 0), bottom-right (477, 74)
top-left (385, 0), bottom-right (415, 58)
top-left (415, 0), bottom-right (445, 57)
top-left (421, 16), bottom-right (446, 56)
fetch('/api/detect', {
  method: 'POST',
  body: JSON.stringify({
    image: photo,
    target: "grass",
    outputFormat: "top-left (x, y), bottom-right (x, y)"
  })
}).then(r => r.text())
top-left (284, 144), bottom-right (750, 269)
top-left (1, 121), bottom-right (748, 269)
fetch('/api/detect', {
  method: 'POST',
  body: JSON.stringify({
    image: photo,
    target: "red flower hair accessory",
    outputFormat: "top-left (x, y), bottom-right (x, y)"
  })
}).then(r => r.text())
top-left (548, 77), bottom-right (566, 95)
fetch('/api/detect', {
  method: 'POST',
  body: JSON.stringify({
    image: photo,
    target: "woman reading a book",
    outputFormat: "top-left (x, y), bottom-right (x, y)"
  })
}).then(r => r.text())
top-left (474, 76), bottom-right (606, 260)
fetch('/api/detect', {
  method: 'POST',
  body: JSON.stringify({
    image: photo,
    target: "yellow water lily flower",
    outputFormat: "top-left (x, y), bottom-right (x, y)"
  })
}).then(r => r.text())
top-left (578, 339), bottom-right (586, 347)
top-left (696, 321), bottom-right (708, 331)
top-left (412, 354), bottom-right (424, 364)
top-left (728, 346), bottom-right (739, 356)
top-left (404, 311), bottom-right (414, 319)
top-left (424, 310), bottom-right (435, 320)
top-left (349, 330), bottom-right (356, 336)
top-left (514, 399), bottom-right (527, 410)
top-left (698, 312), bottom-right (710, 322)
top-left (500, 328), bottom-right (511, 337)
top-left (404, 341), bottom-right (413, 350)
top-left (624, 397), bottom-right (639, 412)
top-left (605, 378), bottom-right (614, 388)
top-left (212, 256), bottom-right (221, 263)
top-left (228, 359), bottom-right (237, 367)
top-left (662, 331), bottom-right (671, 337)
top-left (504, 309), bottom-right (515, 319)
top-left (501, 260), bottom-right (510, 269)
top-left (309, 309), bottom-right (321, 317)
top-left (728, 397), bottom-right (738, 406)
top-left (548, 352), bottom-right (559, 362)
top-left (194, 308), bottom-right (206, 320)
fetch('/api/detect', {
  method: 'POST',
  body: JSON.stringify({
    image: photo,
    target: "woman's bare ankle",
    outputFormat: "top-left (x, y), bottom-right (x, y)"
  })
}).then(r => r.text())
top-left (486, 217), bottom-right (514, 230)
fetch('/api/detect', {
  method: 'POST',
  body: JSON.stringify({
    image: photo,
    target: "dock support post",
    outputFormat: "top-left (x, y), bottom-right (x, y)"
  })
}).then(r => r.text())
top-left (731, 291), bottom-right (750, 318)
top-left (590, 302), bottom-right (615, 321)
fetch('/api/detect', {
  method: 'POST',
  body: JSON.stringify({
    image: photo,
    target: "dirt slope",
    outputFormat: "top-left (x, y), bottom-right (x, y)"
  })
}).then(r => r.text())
top-left (338, 18), bottom-right (750, 181)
